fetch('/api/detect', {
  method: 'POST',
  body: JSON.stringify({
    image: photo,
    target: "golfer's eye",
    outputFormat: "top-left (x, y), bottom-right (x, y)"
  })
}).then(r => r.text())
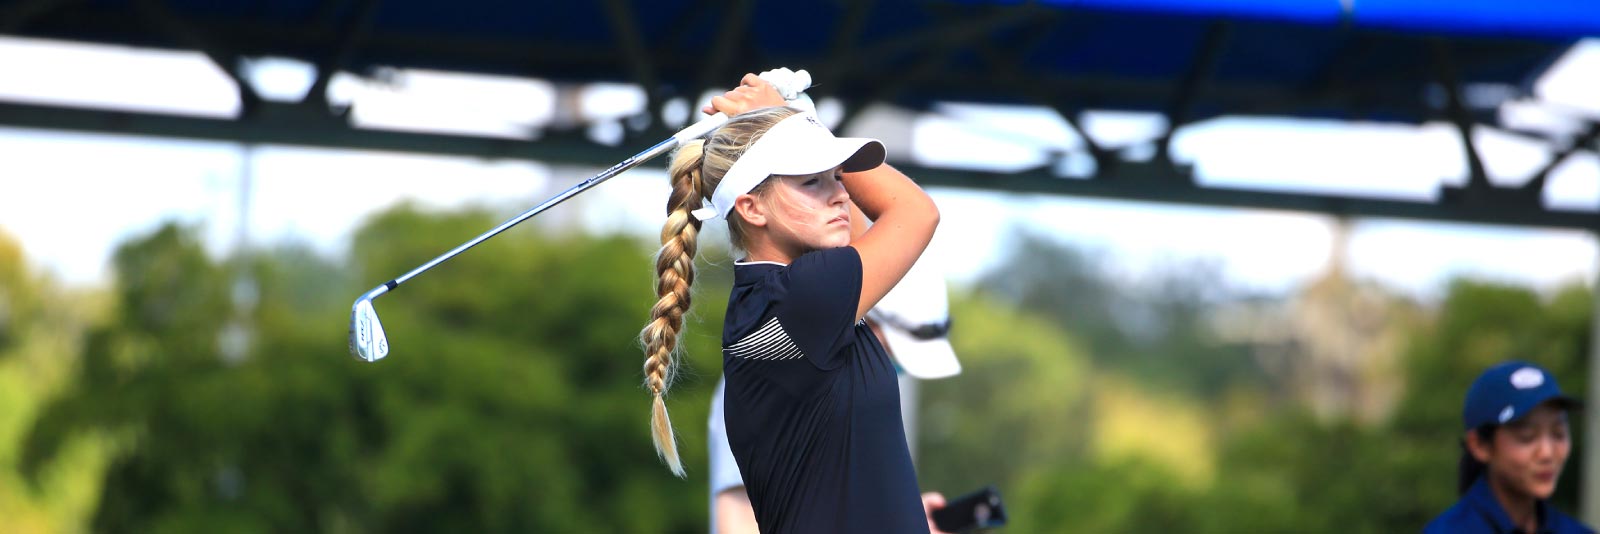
top-left (802, 177), bottom-right (820, 186)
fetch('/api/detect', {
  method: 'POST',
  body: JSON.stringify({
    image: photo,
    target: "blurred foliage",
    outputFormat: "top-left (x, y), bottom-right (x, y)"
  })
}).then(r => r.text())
top-left (917, 228), bottom-right (1593, 533)
top-left (977, 231), bottom-right (1266, 400)
top-left (916, 292), bottom-right (1093, 510)
top-left (0, 228), bottom-right (108, 534)
top-left (1, 210), bottom-right (1592, 533)
top-left (16, 206), bottom-right (732, 533)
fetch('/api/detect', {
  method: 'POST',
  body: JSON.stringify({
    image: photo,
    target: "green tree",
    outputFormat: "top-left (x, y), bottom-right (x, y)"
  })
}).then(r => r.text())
top-left (0, 227), bottom-right (108, 534)
top-left (23, 206), bottom-right (735, 533)
top-left (977, 229), bottom-right (1263, 399)
top-left (917, 292), bottom-right (1093, 499)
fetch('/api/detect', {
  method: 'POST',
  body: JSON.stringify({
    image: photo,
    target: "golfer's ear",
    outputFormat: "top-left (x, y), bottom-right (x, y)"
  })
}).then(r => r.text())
top-left (734, 194), bottom-right (767, 227)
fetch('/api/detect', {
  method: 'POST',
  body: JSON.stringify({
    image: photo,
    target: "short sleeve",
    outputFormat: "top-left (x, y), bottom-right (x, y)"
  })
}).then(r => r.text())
top-left (773, 246), bottom-right (863, 369)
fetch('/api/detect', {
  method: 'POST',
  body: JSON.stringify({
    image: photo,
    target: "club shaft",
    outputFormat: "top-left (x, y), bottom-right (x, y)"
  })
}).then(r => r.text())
top-left (357, 108), bottom-right (734, 300)
top-left (377, 135), bottom-right (680, 292)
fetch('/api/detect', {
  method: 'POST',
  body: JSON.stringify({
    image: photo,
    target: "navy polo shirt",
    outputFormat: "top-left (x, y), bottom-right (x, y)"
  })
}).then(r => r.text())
top-left (1423, 476), bottom-right (1594, 534)
top-left (719, 246), bottom-right (929, 534)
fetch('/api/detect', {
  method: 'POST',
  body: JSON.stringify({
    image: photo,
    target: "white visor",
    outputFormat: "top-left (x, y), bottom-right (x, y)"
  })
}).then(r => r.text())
top-left (690, 111), bottom-right (886, 222)
top-left (868, 258), bottom-right (961, 379)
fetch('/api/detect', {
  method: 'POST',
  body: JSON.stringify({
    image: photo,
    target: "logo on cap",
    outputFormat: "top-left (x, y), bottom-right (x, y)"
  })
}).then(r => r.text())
top-left (1510, 367), bottom-right (1545, 390)
top-left (1499, 406), bottom-right (1516, 423)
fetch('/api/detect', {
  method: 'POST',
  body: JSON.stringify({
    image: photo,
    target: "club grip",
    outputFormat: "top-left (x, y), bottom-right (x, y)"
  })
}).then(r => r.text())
top-left (670, 67), bottom-right (813, 144)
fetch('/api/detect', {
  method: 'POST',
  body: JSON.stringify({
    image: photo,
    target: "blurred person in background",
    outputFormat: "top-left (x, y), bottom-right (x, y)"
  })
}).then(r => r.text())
top-left (709, 255), bottom-right (962, 534)
top-left (1424, 361), bottom-right (1594, 534)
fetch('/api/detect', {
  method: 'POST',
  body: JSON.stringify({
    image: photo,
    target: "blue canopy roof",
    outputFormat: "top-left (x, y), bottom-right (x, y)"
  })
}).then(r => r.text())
top-left (12, 0), bottom-right (1591, 125)
top-left (1, 0), bottom-right (1594, 230)
top-left (1034, 0), bottom-right (1600, 39)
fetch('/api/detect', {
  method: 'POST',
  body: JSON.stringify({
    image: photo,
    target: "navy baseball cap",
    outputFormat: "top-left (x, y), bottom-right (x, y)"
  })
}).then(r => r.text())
top-left (1463, 361), bottom-right (1581, 430)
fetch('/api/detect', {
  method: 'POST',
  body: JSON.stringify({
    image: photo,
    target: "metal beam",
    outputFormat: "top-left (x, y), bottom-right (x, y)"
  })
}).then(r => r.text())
top-left (835, 4), bottom-right (1044, 87)
top-left (600, 0), bottom-right (662, 139)
top-left (694, 0), bottom-right (754, 106)
top-left (659, 0), bottom-right (720, 52)
top-left (811, 0), bottom-right (877, 104)
top-left (130, 0), bottom-right (262, 116)
top-left (1302, 33), bottom-right (1376, 96)
top-left (836, 4), bottom-right (1041, 133)
top-left (0, 100), bottom-right (619, 162)
top-left (970, 18), bottom-right (1116, 172)
top-left (3, 99), bottom-right (1594, 232)
top-left (916, 161), bottom-right (1598, 232)
top-left (1433, 40), bottom-right (1492, 191)
top-left (304, 0), bottom-right (382, 110)
top-left (1525, 121), bottom-right (1600, 194)
top-left (1155, 21), bottom-right (1231, 165)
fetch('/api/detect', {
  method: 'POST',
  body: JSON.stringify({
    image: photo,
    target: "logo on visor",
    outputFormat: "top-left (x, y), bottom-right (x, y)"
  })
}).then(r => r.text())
top-left (804, 115), bottom-right (824, 129)
top-left (1510, 367), bottom-right (1544, 390)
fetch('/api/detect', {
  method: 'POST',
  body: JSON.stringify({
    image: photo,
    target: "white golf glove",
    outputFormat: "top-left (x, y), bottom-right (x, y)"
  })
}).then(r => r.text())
top-left (758, 67), bottom-right (816, 114)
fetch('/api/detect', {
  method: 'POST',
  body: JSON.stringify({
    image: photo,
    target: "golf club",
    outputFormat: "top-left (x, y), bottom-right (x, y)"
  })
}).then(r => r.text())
top-left (350, 68), bottom-right (814, 362)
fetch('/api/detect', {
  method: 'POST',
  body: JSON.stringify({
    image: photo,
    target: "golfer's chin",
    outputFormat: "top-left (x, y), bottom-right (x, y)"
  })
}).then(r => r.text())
top-left (789, 228), bottom-right (852, 255)
top-left (819, 231), bottom-right (852, 250)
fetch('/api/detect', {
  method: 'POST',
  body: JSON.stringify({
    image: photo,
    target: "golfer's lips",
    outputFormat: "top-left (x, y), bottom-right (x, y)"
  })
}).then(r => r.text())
top-left (829, 213), bottom-right (849, 225)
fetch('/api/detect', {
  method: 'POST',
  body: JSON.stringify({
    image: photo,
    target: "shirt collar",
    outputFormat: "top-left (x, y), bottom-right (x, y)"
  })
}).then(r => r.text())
top-left (1467, 476), bottom-right (1554, 533)
top-left (733, 259), bottom-right (785, 285)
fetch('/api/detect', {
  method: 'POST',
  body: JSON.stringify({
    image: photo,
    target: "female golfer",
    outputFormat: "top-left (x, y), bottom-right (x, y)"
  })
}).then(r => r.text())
top-left (1424, 361), bottom-right (1592, 534)
top-left (639, 73), bottom-right (939, 533)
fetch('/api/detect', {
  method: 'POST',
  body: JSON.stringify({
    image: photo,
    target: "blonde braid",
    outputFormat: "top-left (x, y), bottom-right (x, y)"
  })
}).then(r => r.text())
top-left (641, 139), bottom-right (706, 477)
top-left (638, 106), bottom-right (801, 477)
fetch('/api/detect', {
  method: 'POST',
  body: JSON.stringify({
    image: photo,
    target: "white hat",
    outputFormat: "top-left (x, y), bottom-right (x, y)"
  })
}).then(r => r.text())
top-left (690, 111), bottom-right (886, 222)
top-left (868, 258), bottom-right (961, 379)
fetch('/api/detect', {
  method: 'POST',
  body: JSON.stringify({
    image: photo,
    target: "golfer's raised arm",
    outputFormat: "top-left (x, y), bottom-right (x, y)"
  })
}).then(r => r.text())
top-left (845, 163), bottom-right (939, 320)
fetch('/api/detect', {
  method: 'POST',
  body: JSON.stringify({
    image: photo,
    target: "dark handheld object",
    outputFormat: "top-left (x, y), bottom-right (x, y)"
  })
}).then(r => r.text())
top-left (932, 485), bottom-right (1007, 533)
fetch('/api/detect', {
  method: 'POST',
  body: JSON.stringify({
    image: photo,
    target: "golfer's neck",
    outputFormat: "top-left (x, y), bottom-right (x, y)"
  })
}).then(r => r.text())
top-left (742, 239), bottom-right (796, 265)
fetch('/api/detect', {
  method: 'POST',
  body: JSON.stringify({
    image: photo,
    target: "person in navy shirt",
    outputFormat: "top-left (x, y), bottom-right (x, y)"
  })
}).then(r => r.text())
top-left (707, 252), bottom-right (961, 534)
top-left (637, 72), bottom-right (939, 534)
top-left (1424, 361), bottom-right (1594, 534)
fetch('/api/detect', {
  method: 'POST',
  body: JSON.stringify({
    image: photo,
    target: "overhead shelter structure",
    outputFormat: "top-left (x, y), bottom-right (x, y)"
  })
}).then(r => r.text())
top-left (3, 0), bottom-right (1598, 227)
top-left (2, 0), bottom-right (1600, 519)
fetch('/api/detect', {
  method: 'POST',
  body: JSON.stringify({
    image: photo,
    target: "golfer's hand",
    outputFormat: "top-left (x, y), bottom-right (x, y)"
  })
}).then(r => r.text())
top-left (704, 73), bottom-right (787, 116)
top-left (922, 492), bottom-right (953, 534)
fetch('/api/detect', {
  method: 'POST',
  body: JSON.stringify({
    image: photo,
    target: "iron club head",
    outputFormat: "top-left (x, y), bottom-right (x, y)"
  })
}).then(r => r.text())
top-left (350, 297), bottom-right (389, 362)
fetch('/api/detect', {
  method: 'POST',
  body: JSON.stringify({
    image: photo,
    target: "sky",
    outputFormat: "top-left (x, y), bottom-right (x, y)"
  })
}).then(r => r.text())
top-left (1, 36), bottom-right (1598, 299)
